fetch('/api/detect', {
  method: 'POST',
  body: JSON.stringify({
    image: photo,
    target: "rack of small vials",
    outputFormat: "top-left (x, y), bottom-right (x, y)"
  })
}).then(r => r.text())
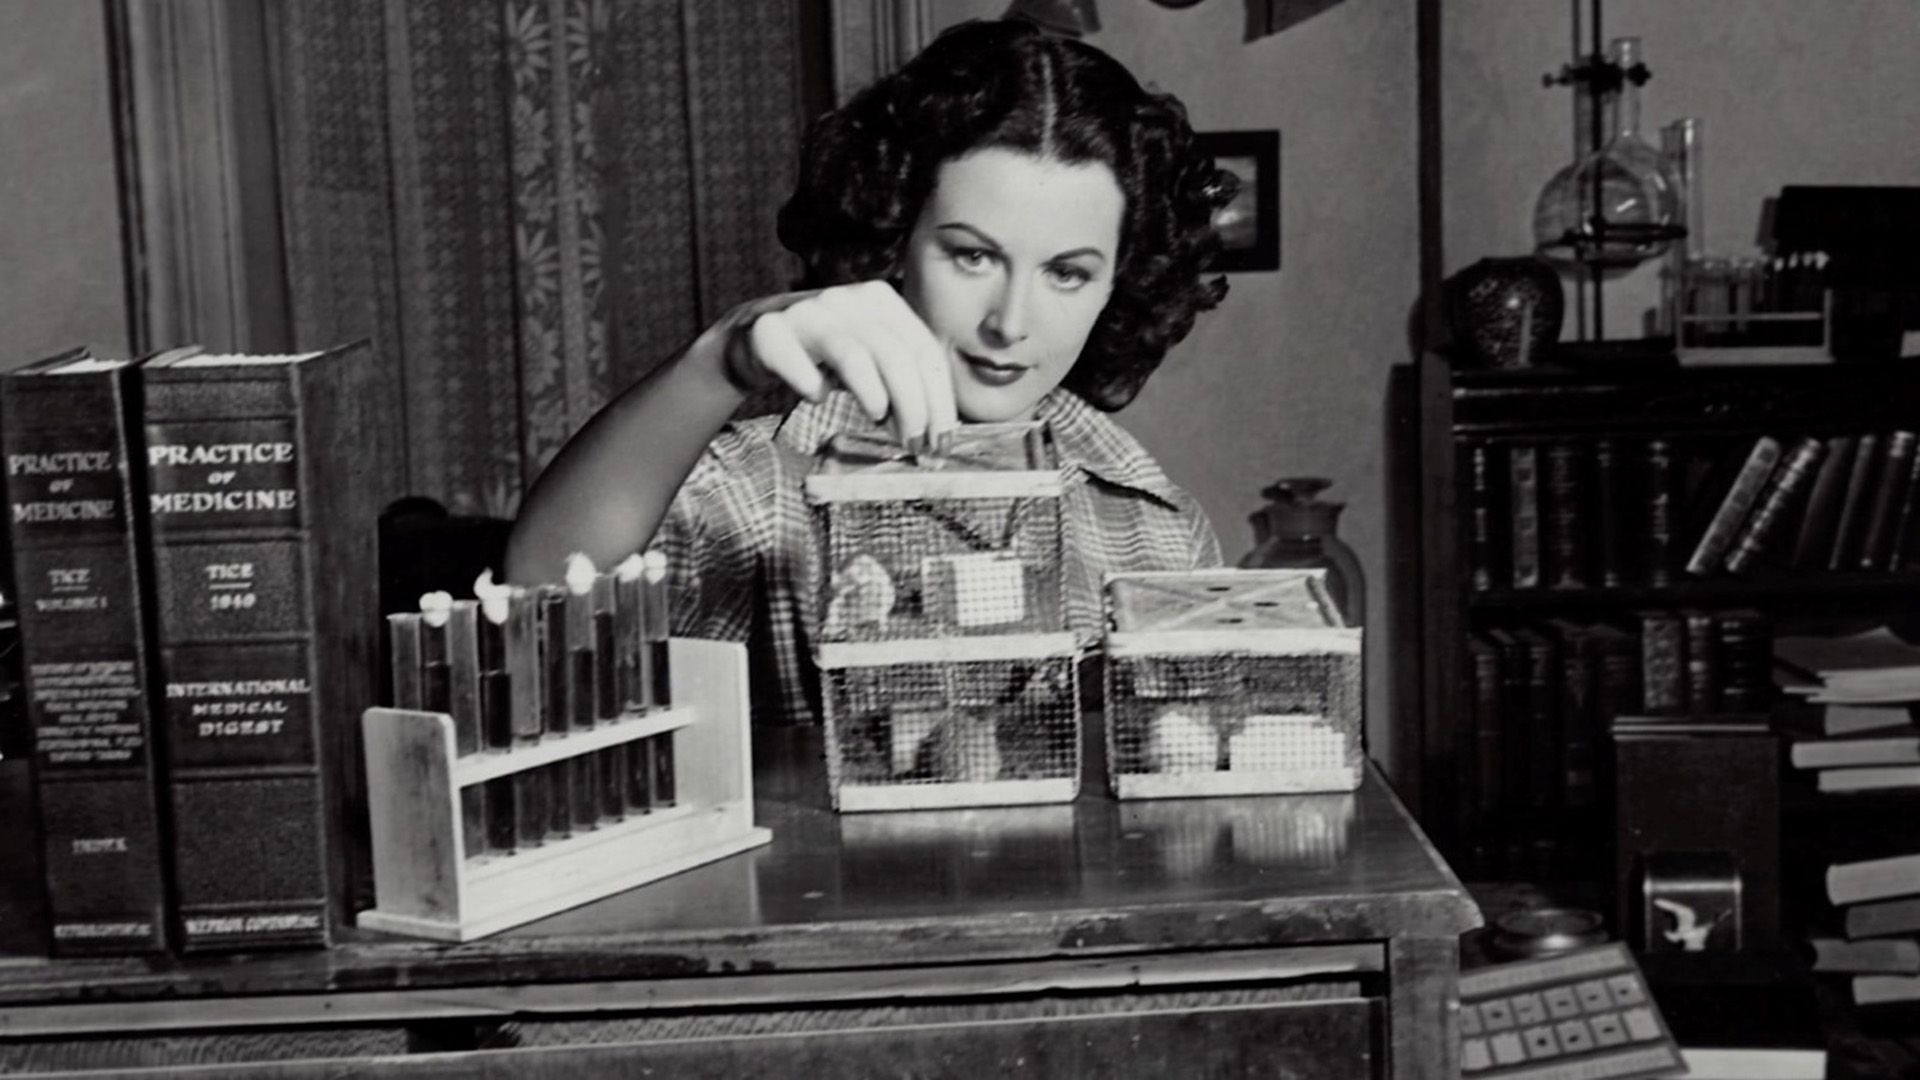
top-left (808, 423), bottom-right (1081, 811)
top-left (358, 552), bottom-right (769, 942)
top-left (1670, 251), bottom-right (1831, 366)
top-left (1103, 568), bottom-right (1363, 800)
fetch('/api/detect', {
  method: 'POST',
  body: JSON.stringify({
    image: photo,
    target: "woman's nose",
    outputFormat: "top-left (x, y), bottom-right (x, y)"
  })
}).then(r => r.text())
top-left (981, 278), bottom-right (1031, 347)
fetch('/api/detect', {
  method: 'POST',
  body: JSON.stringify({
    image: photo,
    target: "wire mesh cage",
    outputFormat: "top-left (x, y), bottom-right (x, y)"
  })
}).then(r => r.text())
top-left (806, 424), bottom-right (1065, 643)
top-left (1102, 569), bottom-right (1363, 799)
top-left (816, 634), bottom-right (1080, 811)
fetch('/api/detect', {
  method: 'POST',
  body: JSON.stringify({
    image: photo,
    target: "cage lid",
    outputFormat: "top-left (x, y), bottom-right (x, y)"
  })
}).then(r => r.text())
top-left (1105, 569), bottom-right (1342, 633)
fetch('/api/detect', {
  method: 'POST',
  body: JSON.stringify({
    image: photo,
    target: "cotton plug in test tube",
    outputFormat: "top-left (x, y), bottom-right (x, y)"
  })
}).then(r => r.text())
top-left (535, 584), bottom-right (572, 840)
top-left (473, 573), bottom-right (519, 852)
top-left (643, 550), bottom-right (675, 807)
top-left (564, 554), bottom-right (601, 831)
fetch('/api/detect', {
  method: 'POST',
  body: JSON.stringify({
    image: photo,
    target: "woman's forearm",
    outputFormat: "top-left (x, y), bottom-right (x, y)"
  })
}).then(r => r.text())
top-left (504, 327), bottom-right (743, 585)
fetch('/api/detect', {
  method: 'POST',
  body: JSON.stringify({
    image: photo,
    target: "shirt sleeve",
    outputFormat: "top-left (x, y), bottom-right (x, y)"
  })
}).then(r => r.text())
top-left (650, 422), bottom-right (778, 642)
top-left (1186, 498), bottom-right (1226, 569)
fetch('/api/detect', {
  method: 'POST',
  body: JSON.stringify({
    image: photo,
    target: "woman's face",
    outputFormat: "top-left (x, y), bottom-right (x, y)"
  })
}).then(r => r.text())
top-left (900, 147), bottom-right (1124, 421)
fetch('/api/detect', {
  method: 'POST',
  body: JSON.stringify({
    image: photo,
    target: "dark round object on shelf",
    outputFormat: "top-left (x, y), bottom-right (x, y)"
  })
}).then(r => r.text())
top-left (1488, 906), bottom-right (1609, 960)
top-left (1444, 256), bottom-right (1565, 370)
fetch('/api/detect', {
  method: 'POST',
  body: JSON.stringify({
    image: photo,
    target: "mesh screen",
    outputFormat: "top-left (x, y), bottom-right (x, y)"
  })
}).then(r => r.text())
top-left (817, 496), bottom-right (1064, 642)
top-left (1107, 652), bottom-right (1361, 779)
top-left (821, 655), bottom-right (1078, 789)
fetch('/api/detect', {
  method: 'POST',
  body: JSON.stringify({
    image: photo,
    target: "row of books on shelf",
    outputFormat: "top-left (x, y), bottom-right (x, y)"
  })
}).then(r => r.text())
top-left (2, 342), bottom-right (395, 956)
top-left (1453, 610), bottom-right (1773, 881)
top-left (1462, 427), bottom-right (1920, 591)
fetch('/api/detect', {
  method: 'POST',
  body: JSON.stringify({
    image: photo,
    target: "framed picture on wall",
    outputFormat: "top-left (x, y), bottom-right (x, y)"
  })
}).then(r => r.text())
top-left (1198, 130), bottom-right (1280, 273)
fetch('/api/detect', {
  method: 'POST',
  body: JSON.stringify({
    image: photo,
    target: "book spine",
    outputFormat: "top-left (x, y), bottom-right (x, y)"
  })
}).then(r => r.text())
top-left (1517, 628), bottom-right (1561, 814)
top-left (1723, 436), bottom-right (1826, 575)
top-left (1542, 443), bottom-right (1589, 590)
top-left (1642, 440), bottom-right (1678, 586)
top-left (2, 361), bottom-right (171, 956)
top-left (1638, 610), bottom-right (1686, 716)
top-left (1681, 609), bottom-right (1719, 715)
top-left (1830, 432), bottom-right (1883, 570)
top-left (1551, 622), bottom-right (1596, 810)
top-left (1464, 445), bottom-right (1501, 592)
top-left (1508, 444), bottom-right (1541, 589)
top-left (1685, 436), bottom-right (1783, 576)
top-left (1791, 435), bottom-right (1855, 569)
top-left (1886, 438), bottom-right (1920, 571)
top-left (144, 347), bottom-right (387, 950)
top-left (1467, 633), bottom-right (1504, 843)
top-left (1714, 609), bottom-right (1771, 714)
top-left (1860, 430), bottom-right (1919, 570)
top-left (1592, 439), bottom-right (1626, 588)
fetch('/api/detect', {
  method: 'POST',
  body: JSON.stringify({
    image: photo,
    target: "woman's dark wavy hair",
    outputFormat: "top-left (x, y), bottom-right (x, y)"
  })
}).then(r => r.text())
top-left (776, 19), bottom-right (1236, 411)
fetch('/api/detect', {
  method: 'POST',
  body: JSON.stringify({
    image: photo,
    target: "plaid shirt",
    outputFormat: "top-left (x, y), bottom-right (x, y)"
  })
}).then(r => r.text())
top-left (654, 389), bottom-right (1222, 725)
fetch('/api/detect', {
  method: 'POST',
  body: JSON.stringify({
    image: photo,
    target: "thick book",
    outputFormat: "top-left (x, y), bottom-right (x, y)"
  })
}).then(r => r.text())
top-left (1, 348), bottom-right (174, 955)
top-left (1779, 700), bottom-right (1919, 738)
top-left (1886, 436), bottom-right (1920, 570)
top-left (1791, 734), bottom-right (1920, 769)
top-left (1684, 436), bottom-right (1783, 576)
top-left (1858, 430), bottom-right (1919, 570)
top-left (1514, 626), bottom-right (1562, 813)
top-left (1590, 438), bottom-right (1626, 587)
top-left (1508, 444), bottom-right (1541, 589)
top-left (1844, 894), bottom-right (1920, 939)
top-left (1713, 609), bottom-right (1772, 714)
top-left (1637, 610), bottom-right (1686, 716)
top-left (1541, 442), bottom-right (1589, 589)
top-left (1818, 764), bottom-right (1920, 793)
top-left (1854, 973), bottom-right (1920, 1006)
top-left (1641, 439), bottom-right (1679, 586)
top-left (1723, 436), bottom-right (1825, 575)
top-left (1810, 935), bottom-right (1920, 974)
top-left (1466, 632), bottom-right (1504, 828)
top-left (1546, 619), bottom-right (1597, 810)
top-left (1828, 849), bottom-right (1920, 906)
top-left (1462, 444), bottom-right (1504, 592)
top-left (1789, 434), bottom-right (1855, 569)
top-left (143, 342), bottom-right (399, 951)
top-left (1828, 431), bottom-right (1883, 569)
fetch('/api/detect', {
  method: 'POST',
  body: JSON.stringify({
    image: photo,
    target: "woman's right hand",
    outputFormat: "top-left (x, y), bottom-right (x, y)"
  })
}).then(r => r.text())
top-left (705, 280), bottom-right (959, 446)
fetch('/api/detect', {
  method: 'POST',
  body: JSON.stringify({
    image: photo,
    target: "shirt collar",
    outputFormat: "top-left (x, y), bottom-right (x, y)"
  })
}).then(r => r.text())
top-left (773, 389), bottom-right (1184, 509)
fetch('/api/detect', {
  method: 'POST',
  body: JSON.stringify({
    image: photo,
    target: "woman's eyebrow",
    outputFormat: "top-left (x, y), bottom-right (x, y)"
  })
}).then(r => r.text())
top-left (935, 223), bottom-right (1108, 265)
top-left (934, 222), bottom-right (1002, 250)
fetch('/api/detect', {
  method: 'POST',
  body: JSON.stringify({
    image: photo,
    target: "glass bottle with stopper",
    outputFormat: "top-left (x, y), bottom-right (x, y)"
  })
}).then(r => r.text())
top-left (1239, 477), bottom-right (1364, 627)
top-left (1532, 36), bottom-right (1683, 270)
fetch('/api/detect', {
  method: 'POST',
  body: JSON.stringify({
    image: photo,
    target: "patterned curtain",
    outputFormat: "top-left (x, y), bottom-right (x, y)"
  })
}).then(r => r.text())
top-left (270, 0), bottom-right (802, 518)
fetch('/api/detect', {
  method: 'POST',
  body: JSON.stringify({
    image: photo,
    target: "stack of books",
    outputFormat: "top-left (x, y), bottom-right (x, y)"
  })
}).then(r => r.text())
top-left (1777, 627), bottom-right (1920, 794)
top-left (1814, 851), bottom-right (1920, 1009)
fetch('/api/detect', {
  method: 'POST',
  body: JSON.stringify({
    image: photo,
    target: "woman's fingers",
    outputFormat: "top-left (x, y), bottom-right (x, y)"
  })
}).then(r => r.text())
top-left (859, 284), bottom-right (957, 439)
top-left (746, 309), bottom-right (828, 402)
top-left (740, 280), bottom-right (956, 444)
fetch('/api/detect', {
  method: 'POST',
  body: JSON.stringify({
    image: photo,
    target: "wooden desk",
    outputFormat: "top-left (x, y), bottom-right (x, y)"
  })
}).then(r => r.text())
top-left (0, 732), bottom-right (1478, 1078)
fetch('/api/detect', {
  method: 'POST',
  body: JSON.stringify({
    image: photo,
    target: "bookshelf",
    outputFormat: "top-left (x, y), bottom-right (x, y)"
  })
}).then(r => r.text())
top-left (1414, 354), bottom-right (1920, 901)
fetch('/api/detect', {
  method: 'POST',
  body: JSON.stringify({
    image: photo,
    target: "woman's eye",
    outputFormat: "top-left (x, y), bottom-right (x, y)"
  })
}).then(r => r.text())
top-left (950, 247), bottom-right (992, 272)
top-left (1047, 265), bottom-right (1092, 289)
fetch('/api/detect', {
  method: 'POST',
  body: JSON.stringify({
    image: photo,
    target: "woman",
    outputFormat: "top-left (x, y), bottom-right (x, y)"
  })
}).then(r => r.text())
top-left (507, 19), bottom-right (1235, 724)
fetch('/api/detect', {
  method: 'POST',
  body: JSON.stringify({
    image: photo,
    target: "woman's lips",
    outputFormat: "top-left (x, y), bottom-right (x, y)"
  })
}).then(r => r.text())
top-left (960, 352), bottom-right (1029, 388)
